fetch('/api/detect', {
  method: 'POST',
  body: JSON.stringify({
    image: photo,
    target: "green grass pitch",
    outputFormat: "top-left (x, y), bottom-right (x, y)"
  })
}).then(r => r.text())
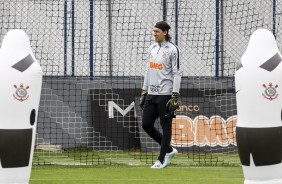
top-left (30, 165), bottom-right (244, 184)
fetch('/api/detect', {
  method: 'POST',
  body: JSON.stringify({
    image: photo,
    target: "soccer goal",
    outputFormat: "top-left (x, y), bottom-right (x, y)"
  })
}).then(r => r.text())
top-left (0, 0), bottom-right (281, 166)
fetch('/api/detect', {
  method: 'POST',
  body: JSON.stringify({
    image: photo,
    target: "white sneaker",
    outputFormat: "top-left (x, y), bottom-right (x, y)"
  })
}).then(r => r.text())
top-left (151, 160), bottom-right (164, 169)
top-left (163, 147), bottom-right (178, 168)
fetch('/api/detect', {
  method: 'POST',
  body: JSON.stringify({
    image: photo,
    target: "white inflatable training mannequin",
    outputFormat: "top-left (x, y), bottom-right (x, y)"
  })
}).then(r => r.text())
top-left (235, 29), bottom-right (282, 184)
top-left (0, 29), bottom-right (42, 183)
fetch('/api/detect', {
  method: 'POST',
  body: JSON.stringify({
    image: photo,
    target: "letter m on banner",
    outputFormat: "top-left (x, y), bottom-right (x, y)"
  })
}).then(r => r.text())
top-left (108, 101), bottom-right (137, 118)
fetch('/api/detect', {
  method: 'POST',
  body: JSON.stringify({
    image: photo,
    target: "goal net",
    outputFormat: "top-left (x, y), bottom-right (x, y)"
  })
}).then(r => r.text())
top-left (0, 0), bottom-right (281, 166)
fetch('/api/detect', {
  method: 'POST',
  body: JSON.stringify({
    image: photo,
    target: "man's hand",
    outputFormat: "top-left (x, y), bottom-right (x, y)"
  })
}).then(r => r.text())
top-left (166, 92), bottom-right (180, 112)
top-left (140, 90), bottom-right (148, 109)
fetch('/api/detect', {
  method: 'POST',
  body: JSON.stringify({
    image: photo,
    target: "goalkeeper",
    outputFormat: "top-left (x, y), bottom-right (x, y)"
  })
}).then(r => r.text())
top-left (140, 21), bottom-right (182, 169)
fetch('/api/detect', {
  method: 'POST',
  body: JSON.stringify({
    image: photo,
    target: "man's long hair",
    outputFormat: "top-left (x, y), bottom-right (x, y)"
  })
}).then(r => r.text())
top-left (165, 32), bottom-right (172, 41)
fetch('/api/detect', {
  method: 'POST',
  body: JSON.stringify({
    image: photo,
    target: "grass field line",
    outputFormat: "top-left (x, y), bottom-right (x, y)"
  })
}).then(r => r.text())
top-left (31, 166), bottom-right (242, 170)
top-left (30, 166), bottom-right (243, 183)
top-left (30, 178), bottom-right (230, 181)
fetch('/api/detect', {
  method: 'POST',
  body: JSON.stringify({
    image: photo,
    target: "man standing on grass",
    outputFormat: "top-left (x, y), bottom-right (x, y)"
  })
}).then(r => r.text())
top-left (140, 21), bottom-right (182, 169)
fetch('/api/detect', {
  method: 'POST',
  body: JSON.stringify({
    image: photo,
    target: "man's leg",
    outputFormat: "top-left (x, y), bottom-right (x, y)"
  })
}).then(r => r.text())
top-left (156, 95), bottom-right (174, 163)
top-left (141, 96), bottom-right (162, 147)
top-left (158, 117), bottom-right (173, 163)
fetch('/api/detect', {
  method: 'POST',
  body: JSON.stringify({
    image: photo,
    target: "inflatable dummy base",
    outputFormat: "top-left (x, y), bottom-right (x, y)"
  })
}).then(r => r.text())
top-left (243, 155), bottom-right (282, 184)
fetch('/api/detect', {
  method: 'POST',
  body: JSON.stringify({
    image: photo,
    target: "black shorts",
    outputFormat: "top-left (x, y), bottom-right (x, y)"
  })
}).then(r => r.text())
top-left (236, 126), bottom-right (282, 166)
top-left (143, 95), bottom-right (175, 119)
top-left (0, 129), bottom-right (32, 168)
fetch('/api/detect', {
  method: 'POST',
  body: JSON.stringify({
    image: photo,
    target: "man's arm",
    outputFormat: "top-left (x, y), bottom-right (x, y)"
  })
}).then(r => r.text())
top-left (142, 47), bottom-right (151, 90)
top-left (140, 47), bottom-right (151, 109)
top-left (166, 46), bottom-right (182, 112)
top-left (142, 61), bottom-right (150, 90)
top-left (171, 47), bottom-right (182, 93)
